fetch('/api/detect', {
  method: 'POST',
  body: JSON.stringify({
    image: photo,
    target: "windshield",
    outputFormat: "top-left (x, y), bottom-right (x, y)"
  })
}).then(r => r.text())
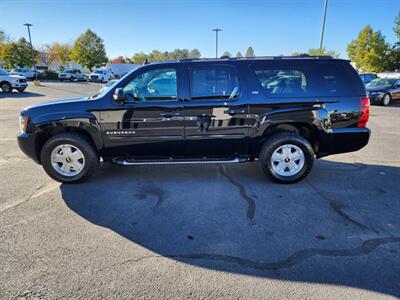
top-left (94, 70), bottom-right (104, 74)
top-left (0, 69), bottom-right (9, 75)
top-left (367, 78), bottom-right (395, 87)
top-left (64, 70), bottom-right (73, 74)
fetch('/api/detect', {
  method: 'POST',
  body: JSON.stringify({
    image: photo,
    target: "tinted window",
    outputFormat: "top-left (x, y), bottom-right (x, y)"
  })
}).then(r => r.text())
top-left (123, 68), bottom-right (177, 102)
top-left (190, 66), bottom-right (240, 100)
top-left (253, 61), bottom-right (364, 97)
top-left (254, 69), bottom-right (307, 97)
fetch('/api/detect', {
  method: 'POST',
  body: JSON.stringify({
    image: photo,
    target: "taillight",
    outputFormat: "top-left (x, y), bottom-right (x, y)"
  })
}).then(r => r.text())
top-left (357, 96), bottom-right (370, 128)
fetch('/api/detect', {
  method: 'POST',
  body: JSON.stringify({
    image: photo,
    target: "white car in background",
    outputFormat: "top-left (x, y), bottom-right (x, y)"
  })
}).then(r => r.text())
top-left (89, 68), bottom-right (114, 82)
top-left (11, 67), bottom-right (36, 79)
top-left (58, 69), bottom-right (85, 81)
top-left (0, 68), bottom-right (28, 93)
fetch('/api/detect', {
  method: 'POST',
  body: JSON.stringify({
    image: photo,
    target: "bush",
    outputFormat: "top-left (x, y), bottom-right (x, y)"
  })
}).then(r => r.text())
top-left (37, 70), bottom-right (59, 80)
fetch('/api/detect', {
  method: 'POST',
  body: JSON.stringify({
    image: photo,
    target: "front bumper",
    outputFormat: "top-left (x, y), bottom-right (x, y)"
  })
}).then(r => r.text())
top-left (317, 128), bottom-right (371, 158)
top-left (368, 93), bottom-right (384, 104)
top-left (17, 132), bottom-right (40, 164)
top-left (11, 82), bottom-right (28, 89)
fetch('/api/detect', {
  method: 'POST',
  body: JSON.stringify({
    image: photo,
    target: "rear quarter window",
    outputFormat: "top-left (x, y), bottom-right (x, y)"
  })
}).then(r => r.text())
top-left (252, 60), bottom-right (364, 98)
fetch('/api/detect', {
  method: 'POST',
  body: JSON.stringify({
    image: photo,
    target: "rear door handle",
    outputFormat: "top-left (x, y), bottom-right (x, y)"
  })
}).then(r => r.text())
top-left (160, 112), bottom-right (180, 118)
top-left (224, 109), bottom-right (246, 115)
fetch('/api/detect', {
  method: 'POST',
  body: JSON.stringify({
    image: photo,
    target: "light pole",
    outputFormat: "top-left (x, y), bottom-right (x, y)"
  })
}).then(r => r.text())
top-left (212, 28), bottom-right (222, 58)
top-left (23, 23), bottom-right (37, 80)
top-left (319, 0), bottom-right (329, 55)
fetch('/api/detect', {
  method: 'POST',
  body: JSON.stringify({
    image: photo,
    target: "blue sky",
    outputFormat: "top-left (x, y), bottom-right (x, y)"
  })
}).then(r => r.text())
top-left (2, 0), bottom-right (399, 59)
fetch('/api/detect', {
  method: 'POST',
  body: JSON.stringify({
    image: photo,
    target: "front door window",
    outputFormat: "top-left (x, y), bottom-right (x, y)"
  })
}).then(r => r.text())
top-left (123, 68), bottom-right (177, 102)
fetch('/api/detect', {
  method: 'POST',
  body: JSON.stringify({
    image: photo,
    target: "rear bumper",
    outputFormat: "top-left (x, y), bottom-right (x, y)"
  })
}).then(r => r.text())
top-left (317, 127), bottom-right (371, 158)
top-left (17, 133), bottom-right (40, 164)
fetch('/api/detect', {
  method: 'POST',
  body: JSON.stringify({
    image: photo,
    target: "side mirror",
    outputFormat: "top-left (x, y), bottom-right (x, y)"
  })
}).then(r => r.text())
top-left (113, 88), bottom-right (124, 104)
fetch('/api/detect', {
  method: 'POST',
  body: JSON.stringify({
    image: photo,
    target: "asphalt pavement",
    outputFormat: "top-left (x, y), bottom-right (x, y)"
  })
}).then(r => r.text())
top-left (1, 81), bottom-right (399, 299)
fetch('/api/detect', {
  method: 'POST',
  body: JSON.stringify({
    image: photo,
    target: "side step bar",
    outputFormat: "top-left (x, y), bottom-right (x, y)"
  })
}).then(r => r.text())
top-left (113, 157), bottom-right (250, 165)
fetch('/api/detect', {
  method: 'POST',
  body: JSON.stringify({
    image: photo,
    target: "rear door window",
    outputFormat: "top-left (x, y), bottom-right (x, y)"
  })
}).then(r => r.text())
top-left (190, 66), bottom-right (240, 100)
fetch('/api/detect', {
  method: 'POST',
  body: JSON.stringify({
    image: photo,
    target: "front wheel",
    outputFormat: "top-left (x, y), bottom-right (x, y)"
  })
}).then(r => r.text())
top-left (259, 132), bottom-right (315, 183)
top-left (1, 82), bottom-right (12, 93)
top-left (40, 133), bottom-right (99, 183)
top-left (381, 93), bottom-right (391, 106)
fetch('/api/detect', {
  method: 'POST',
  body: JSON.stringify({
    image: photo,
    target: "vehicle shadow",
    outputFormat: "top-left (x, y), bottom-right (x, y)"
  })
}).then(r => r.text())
top-left (0, 91), bottom-right (45, 98)
top-left (60, 160), bottom-right (400, 297)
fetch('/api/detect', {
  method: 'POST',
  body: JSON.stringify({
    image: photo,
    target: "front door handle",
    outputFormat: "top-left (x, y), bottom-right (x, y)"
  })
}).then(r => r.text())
top-left (224, 109), bottom-right (246, 115)
top-left (160, 112), bottom-right (180, 118)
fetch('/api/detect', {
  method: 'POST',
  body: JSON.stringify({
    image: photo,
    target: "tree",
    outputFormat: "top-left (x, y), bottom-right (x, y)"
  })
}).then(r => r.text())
top-left (292, 48), bottom-right (340, 58)
top-left (236, 51), bottom-right (243, 58)
top-left (43, 42), bottom-right (71, 66)
top-left (189, 48), bottom-right (201, 59)
top-left (70, 29), bottom-right (108, 69)
top-left (347, 25), bottom-right (390, 72)
top-left (394, 12), bottom-right (400, 41)
top-left (245, 47), bottom-right (255, 57)
top-left (222, 51), bottom-right (232, 57)
top-left (0, 38), bottom-right (39, 69)
top-left (131, 52), bottom-right (149, 64)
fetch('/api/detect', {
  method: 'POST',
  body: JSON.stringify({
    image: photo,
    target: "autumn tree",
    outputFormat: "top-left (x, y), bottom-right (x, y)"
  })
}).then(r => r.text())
top-left (236, 51), bottom-right (243, 58)
top-left (0, 38), bottom-right (39, 69)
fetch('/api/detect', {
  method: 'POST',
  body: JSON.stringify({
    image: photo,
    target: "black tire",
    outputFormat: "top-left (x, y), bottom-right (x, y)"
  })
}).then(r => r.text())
top-left (1, 81), bottom-right (12, 93)
top-left (17, 88), bottom-right (26, 93)
top-left (59, 79), bottom-right (63, 82)
top-left (69, 77), bottom-right (74, 82)
top-left (40, 132), bottom-right (99, 183)
top-left (259, 132), bottom-right (315, 183)
top-left (381, 93), bottom-right (391, 106)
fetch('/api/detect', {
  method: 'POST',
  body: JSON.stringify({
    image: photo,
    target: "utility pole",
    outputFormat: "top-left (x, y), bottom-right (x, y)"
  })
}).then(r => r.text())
top-left (319, 0), bottom-right (329, 55)
top-left (212, 28), bottom-right (222, 58)
top-left (23, 23), bottom-right (37, 80)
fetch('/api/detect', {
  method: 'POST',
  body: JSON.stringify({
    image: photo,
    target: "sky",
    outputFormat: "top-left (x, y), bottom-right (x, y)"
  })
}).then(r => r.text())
top-left (1, 0), bottom-right (399, 59)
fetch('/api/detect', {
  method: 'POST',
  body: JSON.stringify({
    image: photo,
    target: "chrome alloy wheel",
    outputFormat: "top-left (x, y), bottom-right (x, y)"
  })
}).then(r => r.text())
top-left (271, 144), bottom-right (305, 177)
top-left (382, 94), bottom-right (391, 106)
top-left (50, 144), bottom-right (85, 177)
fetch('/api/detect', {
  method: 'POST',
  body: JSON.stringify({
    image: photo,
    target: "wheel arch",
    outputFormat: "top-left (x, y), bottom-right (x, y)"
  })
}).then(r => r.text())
top-left (33, 119), bottom-right (103, 164)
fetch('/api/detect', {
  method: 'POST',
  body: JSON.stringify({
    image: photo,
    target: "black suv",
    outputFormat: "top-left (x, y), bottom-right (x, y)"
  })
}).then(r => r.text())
top-left (17, 56), bottom-right (370, 183)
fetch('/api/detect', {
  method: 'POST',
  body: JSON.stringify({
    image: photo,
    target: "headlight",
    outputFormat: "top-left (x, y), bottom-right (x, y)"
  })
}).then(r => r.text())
top-left (19, 115), bottom-right (29, 133)
top-left (11, 79), bottom-right (19, 83)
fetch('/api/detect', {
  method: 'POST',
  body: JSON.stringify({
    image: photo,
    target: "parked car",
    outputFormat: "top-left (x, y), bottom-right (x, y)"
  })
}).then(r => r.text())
top-left (58, 69), bottom-right (84, 81)
top-left (98, 79), bottom-right (118, 94)
top-left (366, 78), bottom-right (400, 106)
top-left (17, 56), bottom-right (370, 184)
top-left (89, 68), bottom-right (114, 82)
top-left (359, 72), bottom-right (377, 85)
top-left (11, 67), bottom-right (36, 79)
top-left (0, 68), bottom-right (28, 93)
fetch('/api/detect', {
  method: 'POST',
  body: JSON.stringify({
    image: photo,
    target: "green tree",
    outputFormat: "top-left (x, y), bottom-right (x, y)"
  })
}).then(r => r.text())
top-left (70, 29), bottom-right (108, 69)
top-left (189, 48), bottom-right (201, 59)
top-left (131, 52), bottom-right (149, 64)
top-left (236, 51), bottom-right (243, 58)
top-left (222, 51), bottom-right (232, 57)
top-left (245, 47), bottom-right (255, 57)
top-left (308, 47), bottom-right (340, 58)
top-left (293, 48), bottom-right (340, 58)
top-left (347, 25), bottom-right (390, 72)
top-left (0, 38), bottom-right (39, 69)
top-left (394, 12), bottom-right (400, 41)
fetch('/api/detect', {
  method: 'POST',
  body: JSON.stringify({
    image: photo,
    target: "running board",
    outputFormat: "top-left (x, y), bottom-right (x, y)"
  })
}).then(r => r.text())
top-left (113, 157), bottom-right (249, 165)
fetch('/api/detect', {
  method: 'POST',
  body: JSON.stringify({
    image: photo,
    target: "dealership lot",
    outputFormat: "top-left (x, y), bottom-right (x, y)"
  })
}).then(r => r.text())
top-left (1, 82), bottom-right (400, 299)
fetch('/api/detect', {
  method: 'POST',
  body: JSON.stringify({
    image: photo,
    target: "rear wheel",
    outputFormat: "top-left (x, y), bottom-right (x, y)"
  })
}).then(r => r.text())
top-left (1, 82), bottom-right (12, 93)
top-left (381, 93), bottom-right (391, 106)
top-left (259, 132), bottom-right (314, 183)
top-left (40, 132), bottom-right (99, 183)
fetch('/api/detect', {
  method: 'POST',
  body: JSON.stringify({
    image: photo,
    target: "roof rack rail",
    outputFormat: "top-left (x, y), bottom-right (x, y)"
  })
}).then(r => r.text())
top-left (178, 55), bottom-right (333, 62)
